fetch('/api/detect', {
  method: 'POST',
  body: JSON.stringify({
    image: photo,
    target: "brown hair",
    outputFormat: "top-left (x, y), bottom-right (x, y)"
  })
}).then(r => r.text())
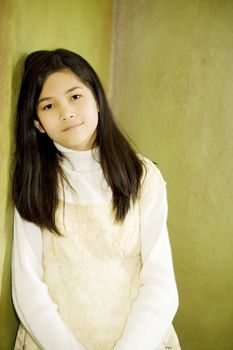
top-left (12, 49), bottom-right (144, 235)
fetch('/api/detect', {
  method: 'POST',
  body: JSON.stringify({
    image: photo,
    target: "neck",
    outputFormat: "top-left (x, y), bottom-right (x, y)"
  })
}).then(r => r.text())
top-left (54, 142), bottom-right (100, 172)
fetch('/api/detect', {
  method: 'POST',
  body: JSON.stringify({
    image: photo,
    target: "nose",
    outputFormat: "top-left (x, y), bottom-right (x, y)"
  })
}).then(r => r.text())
top-left (60, 104), bottom-right (76, 121)
top-left (61, 113), bottom-right (75, 121)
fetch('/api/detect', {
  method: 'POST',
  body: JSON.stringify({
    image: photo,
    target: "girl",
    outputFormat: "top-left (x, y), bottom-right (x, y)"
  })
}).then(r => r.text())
top-left (12, 49), bottom-right (181, 350)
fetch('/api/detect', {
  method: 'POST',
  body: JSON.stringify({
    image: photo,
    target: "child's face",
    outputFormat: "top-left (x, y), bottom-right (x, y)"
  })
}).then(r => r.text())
top-left (35, 69), bottom-right (99, 151)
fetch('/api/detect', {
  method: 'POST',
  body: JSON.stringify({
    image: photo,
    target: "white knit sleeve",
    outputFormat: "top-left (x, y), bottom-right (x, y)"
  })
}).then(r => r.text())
top-left (12, 209), bottom-right (86, 350)
top-left (114, 159), bottom-right (179, 350)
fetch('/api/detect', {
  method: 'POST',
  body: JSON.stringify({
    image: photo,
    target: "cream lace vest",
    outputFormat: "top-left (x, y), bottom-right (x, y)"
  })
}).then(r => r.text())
top-left (14, 197), bottom-right (180, 350)
top-left (42, 200), bottom-right (141, 350)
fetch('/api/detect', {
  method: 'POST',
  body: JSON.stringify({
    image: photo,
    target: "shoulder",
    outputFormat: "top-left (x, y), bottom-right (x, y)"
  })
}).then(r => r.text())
top-left (136, 154), bottom-right (167, 203)
top-left (138, 154), bottom-right (166, 187)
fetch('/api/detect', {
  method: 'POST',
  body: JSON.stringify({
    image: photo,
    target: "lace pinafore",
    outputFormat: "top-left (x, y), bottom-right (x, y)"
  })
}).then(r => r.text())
top-left (14, 200), bottom-right (180, 350)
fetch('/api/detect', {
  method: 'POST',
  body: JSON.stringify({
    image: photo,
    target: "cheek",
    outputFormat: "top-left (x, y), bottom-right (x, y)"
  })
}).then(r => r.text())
top-left (85, 103), bottom-right (99, 124)
top-left (38, 114), bottom-right (55, 130)
top-left (93, 111), bottom-right (99, 128)
top-left (92, 103), bottom-right (99, 121)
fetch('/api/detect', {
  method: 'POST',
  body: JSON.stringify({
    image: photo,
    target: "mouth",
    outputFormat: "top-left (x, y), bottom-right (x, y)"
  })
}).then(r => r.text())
top-left (62, 122), bottom-right (84, 132)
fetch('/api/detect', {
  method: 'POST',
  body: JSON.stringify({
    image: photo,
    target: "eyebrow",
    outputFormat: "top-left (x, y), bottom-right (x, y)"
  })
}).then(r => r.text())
top-left (37, 86), bottom-right (82, 104)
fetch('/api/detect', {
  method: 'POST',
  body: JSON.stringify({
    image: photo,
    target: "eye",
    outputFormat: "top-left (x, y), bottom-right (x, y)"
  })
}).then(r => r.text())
top-left (43, 103), bottom-right (54, 110)
top-left (71, 94), bottom-right (81, 101)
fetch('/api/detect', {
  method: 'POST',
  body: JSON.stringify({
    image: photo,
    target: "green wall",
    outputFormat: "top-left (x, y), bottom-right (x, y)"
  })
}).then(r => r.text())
top-left (1, 1), bottom-right (233, 349)
top-left (0, 1), bottom-right (113, 349)
top-left (111, 1), bottom-right (233, 350)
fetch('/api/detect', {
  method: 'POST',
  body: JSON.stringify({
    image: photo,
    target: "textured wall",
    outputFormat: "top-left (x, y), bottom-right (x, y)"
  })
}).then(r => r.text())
top-left (111, 1), bottom-right (233, 350)
top-left (0, 1), bottom-right (113, 349)
top-left (0, 1), bottom-right (18, 349)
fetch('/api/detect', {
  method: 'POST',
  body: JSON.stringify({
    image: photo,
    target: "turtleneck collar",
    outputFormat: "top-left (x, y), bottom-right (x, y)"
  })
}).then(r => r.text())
top-left (54, 142), bottom-right (101, 172)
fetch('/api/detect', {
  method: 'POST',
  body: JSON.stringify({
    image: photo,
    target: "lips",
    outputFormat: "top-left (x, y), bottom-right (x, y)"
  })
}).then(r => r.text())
top-left (62, 122), bottom-right (83, 132)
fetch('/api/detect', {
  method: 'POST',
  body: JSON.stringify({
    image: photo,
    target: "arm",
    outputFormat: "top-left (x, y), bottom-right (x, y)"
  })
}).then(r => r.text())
top-left (12, 210), bottom-right (85, 350)
top-left (114, 160), bottom-right (179, 350)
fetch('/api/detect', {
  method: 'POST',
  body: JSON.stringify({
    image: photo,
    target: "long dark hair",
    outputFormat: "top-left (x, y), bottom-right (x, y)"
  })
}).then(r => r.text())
top-left (12, 49), bottom-right (144, 235)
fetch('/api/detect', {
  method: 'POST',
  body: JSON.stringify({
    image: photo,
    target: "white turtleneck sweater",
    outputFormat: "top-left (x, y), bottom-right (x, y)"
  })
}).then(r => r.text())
top-left (12, 144), bottom-right (179, 350)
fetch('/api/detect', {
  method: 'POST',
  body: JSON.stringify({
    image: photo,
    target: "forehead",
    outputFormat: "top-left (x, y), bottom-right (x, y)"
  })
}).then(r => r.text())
top-left (40, 69), bottom-right (84, 96)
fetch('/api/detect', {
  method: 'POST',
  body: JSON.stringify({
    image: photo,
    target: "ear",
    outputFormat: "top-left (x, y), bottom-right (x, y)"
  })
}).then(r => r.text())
top-left (34, 120), bottom-right (45, 133)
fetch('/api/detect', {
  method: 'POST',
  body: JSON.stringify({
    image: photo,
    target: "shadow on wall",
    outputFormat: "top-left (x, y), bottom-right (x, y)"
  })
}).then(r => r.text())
top-left (0, 188), bottom-right (18, 348)
top-left (0, 54), bottom-right (28, 349)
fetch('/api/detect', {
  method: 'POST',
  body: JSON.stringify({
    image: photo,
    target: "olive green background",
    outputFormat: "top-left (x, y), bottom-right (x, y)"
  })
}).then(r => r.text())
top-left (111, 1), bottom-right (233, 350)
top-left (0, 0), bottom-right (232, 349)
